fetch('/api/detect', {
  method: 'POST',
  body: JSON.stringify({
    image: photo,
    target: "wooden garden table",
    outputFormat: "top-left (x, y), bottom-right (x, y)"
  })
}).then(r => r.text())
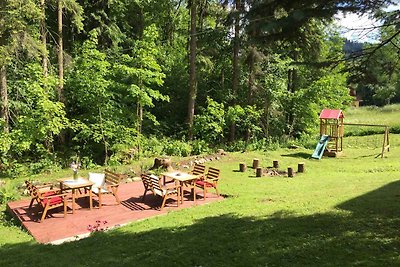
top-left (161, 171), bottom-right (199, 203)
top-left (57, 178), bottom-right (94, 214)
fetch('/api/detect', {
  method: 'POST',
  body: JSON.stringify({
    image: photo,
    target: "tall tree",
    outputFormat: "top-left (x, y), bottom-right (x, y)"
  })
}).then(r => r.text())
top-left (57, 0), bottom-right (64, 102)
top-left (0, 66), bottom-right (8, 133)
top-left (188, 0), bottom-right (197, 140)
top-left (0, 0), bottom-right (42, 133)
top-left (230, 0), bottom-right (241, 142)
top-left (40, 0), bottom-right (48, 78)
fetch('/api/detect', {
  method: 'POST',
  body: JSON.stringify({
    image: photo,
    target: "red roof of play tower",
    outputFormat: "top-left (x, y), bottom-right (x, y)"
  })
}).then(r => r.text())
top-left (319, 109), bottom-right (344, 119)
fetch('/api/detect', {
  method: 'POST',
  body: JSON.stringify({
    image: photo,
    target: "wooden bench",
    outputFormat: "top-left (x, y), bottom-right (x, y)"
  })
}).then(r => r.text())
top-left (90, 170), bottom-right (122, 208)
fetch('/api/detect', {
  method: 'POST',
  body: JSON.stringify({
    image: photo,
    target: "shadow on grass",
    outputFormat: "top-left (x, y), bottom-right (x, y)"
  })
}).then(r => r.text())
top-left (281, 152), bottom-right (311, 159)
top-left (1, 182), bottom-right (400, 266)
top-left (337, 180), bottom-right (400, 217)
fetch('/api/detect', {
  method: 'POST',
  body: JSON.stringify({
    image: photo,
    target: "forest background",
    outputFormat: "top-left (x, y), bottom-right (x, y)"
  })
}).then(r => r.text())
top-left (0, 0), bottom-right (399, 177)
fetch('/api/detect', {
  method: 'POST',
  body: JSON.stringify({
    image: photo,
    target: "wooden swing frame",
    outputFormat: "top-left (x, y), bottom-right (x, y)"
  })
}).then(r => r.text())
top-left (343, 123), bottom-right (390, 158)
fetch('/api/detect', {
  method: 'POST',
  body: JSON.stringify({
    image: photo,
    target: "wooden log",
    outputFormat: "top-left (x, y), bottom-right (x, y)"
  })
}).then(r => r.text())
top-left (273, 160), bottom-right (279, 169)
top-left (256, 167), bottom-right (262, 177)
top-left (252, 158), bottom-right (259, 169)
top-left (288, 167), bottom-right (294, 178)
top-left (239, 162), bottom-right (247, 172)
top-left (297, 162), bottom-right (305, 173)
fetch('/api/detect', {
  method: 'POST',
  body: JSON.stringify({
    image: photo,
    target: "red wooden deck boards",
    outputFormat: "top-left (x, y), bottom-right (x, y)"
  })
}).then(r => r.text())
top-left (6, 181), bottom-right (223, 244)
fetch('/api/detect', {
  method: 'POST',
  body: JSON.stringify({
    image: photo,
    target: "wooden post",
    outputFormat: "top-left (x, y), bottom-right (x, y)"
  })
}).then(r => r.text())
top-left (381, 127), bottom-right (390, 158)
top-left (256, 167), bottom-right (262, 177)
top-left (297, 162), bottom-right (305, 173)
top-left (288, 167), bottom-right (294, 178)
top-left (273, 160), bottom-right (279, 169)
top-left (239, 162), bottom-right (247, 172)
top-left (252, 158), bottom-right (259, 169)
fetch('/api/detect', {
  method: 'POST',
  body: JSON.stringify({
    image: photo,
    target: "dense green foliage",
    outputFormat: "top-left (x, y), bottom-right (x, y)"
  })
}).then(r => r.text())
top-left (0, 0), bottom-right (398, 176)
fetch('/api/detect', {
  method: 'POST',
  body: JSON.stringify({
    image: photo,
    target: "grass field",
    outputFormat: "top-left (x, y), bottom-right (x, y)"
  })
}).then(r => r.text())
top-left (1, 106), bottom-right (400, 266)
top-left (345, 104), bottom-right (400, 136)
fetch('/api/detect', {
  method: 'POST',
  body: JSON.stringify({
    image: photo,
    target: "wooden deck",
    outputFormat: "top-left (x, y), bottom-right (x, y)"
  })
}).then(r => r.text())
top-left (6, 181), bottom-right (223, 244)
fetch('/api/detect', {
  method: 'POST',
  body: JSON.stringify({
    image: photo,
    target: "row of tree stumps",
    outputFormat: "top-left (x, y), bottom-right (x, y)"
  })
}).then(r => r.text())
top-left (239, 159), bottom-right (305, 178)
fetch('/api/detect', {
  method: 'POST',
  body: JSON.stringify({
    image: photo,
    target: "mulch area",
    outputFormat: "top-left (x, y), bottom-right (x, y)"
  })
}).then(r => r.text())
top-left (6, 181), bottom-right (223, 244)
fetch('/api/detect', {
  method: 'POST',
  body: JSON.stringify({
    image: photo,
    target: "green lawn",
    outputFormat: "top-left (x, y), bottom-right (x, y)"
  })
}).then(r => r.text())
top-left (346, 104), bottom-right (400, 126)
top-left (1, 133), bottom-right (400, 266)
top-left (345, 104), bottom-right (400, 137)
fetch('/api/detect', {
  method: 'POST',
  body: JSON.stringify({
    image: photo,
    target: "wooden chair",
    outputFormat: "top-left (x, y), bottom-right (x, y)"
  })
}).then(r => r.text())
top-left (25, 180), bottom-right (60, 210)
top-left (149, 174), bottom-right (181, 210)
top-left (140, 173), bottom-right (153, 201)
top-left (89, 170), bottom-right (122, 208)
top-left (189, 164), bottom-right (206, 177)
top-left (195, 167), bottom-right (220, 200)
top-left (29, 184), bottom-right (68, 222)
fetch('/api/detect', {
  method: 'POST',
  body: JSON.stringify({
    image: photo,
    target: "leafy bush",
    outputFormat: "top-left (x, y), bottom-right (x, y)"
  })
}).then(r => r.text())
top-left (191, 139), bottom-right (212, 155)
top-left (223, 141), bottom-right (247, 152)
top-left (0, 182), bottom-right (18, 204)
top-left (28, 157), bottom-right (61, 175)
top-left (0, 160), bottom-right (29, 178)
top-left (142, 136), bottom-right (164, 157)
top-left (162, 140), bottom-right (192, 157)
top-left (194, 97), bottom-right (225, 143)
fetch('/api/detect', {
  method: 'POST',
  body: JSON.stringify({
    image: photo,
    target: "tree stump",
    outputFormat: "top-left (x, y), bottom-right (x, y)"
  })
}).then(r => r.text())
top-left (288, 167), bottom-right (294, 178)
top-left (273, 160), bottom-right (279, 169)
top-left (297, 162), bottom-right (305, 173)
top-left (256, 167), bottom-right (262, 177)
top-left (239, 162), bottom-right (247, 172)
top-left (253, 158), bottom-right (259, 169)
top-left (151, 158), bottom-right (173, 171)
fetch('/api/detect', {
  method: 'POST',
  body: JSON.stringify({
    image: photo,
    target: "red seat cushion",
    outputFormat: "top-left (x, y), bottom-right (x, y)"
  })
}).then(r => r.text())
top-left (42, 196), bottom-right (63, 206)
top-left (196, 180), bottom-right (213, 187)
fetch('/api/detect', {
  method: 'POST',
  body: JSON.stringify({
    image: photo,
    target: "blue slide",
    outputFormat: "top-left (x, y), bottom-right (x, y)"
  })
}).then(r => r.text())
top-left (311, 135), bottom-right (329, 159)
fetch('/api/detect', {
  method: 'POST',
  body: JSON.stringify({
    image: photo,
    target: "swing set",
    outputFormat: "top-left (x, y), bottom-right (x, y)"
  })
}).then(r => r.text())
top-left (317, 109), bottom-right (390, 158)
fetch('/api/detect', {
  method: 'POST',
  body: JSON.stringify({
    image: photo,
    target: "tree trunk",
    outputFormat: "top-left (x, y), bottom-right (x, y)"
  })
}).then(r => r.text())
top-left (252, 158), bottom-right (259, 169)
top-left (187, 0), bottom-right (197, 141)
top-left (99, 107), bottom-right (108, 165)
top-left (57, 0), bottom-right (64, 103)
top-left (230, 0), bottom-right (241, 142)
top-left (137, 101), bottom-right (143, 158)
top-left (288, 167), bottom-right (294, 178)
top-left (239, 162), bottom-right (246, 172)
top-left (286, 51), bottom-right (298, 136)
top-left (41, 0), bottom-right (48, 79)
top-left (245, 47), bottom-right (255, 144)
top-left (256, 167), bottom-right (262, 177)
top-left (0, 66), bottom-right (9, 133)
top-left (247, 50), bottom-right (255, 105)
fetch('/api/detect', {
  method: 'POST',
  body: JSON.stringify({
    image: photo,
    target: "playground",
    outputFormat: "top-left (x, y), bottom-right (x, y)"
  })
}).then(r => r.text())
top-left (312, 109), bottom-right (390, 159)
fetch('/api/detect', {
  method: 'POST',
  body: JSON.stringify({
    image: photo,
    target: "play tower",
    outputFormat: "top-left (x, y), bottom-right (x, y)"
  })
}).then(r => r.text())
top-left (319, 109), bottom-right (344, 157)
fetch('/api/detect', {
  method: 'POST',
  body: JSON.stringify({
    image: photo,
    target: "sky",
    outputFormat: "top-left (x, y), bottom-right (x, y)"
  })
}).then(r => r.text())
top-left (334, 3), bottom-right (400, 43)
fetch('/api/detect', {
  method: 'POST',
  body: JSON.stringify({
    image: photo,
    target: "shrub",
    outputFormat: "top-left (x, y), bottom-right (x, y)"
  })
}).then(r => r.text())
top-left (141, 136), bottom-right (164, 157)
top-left (193, 97), bottom-right (225, 143)
top-left (223, 141), bottom-right (247, 152)
top-left (0, 182), bottom-right (18, 204)
top-left (191, 139), bottom-right (212, 155)
top-left (162, 140), bottom-right (192, 157)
